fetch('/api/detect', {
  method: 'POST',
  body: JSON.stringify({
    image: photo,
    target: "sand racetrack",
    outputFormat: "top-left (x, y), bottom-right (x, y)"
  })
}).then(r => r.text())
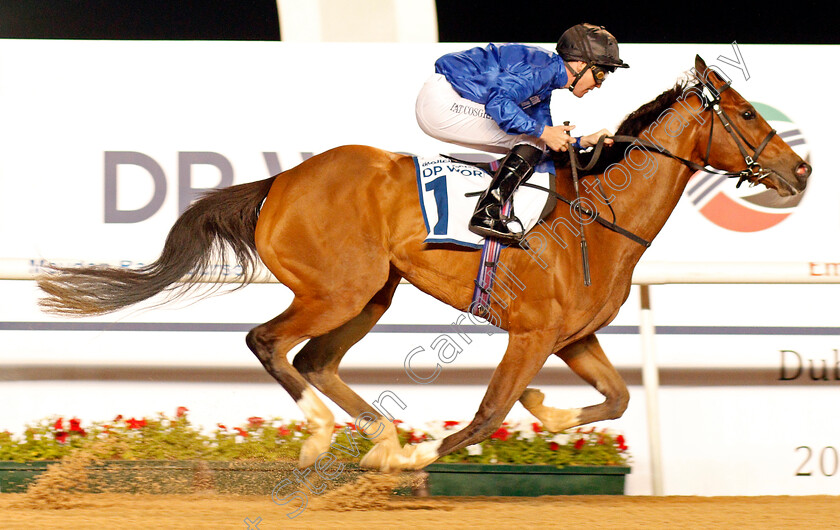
top-left (2, 457), bottom-right (836, 528)
top-left (2, 492), bottom-right (838, 529)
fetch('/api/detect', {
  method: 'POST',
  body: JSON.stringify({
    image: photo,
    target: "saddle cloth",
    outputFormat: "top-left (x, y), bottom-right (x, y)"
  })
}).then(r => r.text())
top-left (413, 156), bottom-right (553, 248)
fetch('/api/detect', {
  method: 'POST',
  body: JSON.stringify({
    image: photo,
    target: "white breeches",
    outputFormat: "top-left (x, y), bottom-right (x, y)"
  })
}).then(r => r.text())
top-left (415, 74), bottom-right (545, 155)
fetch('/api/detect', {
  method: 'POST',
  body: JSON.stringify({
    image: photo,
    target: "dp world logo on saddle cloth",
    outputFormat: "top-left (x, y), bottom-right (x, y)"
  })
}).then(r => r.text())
top-left (413, 157), bottom-right (552, 248)
top-left (687, 102), bottom-right (809, 232)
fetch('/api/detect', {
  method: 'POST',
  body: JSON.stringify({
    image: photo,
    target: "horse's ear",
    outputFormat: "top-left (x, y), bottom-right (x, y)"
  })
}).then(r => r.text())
top-left (693, 55), bottom-right (730, 88)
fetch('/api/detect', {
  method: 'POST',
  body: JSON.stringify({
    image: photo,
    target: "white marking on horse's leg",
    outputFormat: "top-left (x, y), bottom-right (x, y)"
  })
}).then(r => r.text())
top-left (359, 420), bottom-right (406, 472)
top-left (519, 387), bottom-right (581, 433)
top-left (541, 408), bottom-right (582, 432)
top-left (297, 387), bottom-right (335, 468)
top-left (401, 439), bottom-right (442, 470)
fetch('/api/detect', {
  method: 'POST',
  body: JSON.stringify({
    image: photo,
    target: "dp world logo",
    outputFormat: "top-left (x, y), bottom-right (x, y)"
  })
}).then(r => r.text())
top-left (687, 102), bottom-right (809, 232)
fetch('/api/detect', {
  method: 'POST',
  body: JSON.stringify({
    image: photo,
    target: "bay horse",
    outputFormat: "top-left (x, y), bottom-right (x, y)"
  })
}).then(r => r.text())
top-left (38, 57), bottom-right (810, 471)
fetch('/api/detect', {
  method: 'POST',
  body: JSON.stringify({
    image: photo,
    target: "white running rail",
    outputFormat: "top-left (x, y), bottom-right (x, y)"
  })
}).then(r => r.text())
top-left (2, 257), bottom-right (840, 495)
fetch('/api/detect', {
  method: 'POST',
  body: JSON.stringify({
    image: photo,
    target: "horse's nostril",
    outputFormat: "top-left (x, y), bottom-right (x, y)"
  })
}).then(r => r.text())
top-left (795, 162), bottom-right (811, 179)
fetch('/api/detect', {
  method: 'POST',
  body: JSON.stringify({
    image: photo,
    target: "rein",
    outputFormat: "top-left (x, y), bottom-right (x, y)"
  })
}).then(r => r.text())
top-left (606, 80), bottom-right (777, 187)
top-left (457, 78), bottom-right (778, 286)
top-left (522, 180), bottom-right (651, 247)
top-left (565, 121), bottom-right (592, 286)
top-left (556, 81), bottom-right (776, 237)
top-left (534, 78), bottom-right (778, 285)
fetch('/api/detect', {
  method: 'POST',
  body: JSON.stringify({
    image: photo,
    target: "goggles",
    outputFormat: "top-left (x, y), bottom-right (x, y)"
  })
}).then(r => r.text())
top-left (590, 64), bottom-right (616, 86)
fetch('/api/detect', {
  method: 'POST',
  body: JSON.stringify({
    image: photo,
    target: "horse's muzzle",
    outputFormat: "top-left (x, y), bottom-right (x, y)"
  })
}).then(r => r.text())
top-left (795, 161), bottom-right (811, 179)
top-left (794, 161), bottom-right (811, 190)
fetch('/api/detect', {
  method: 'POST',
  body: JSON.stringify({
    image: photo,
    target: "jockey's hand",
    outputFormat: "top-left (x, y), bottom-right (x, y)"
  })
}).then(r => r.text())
top-left (580, 129), bottom-right (615, 149)
top-left (539, 124), bottom-right (576, 152)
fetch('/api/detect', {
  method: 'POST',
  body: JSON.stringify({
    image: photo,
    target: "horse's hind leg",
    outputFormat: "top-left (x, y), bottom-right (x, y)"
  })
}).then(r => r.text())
top-left (291, 271), bottom-right (406, 470)
top-left (519, 334), bottom-right (629, 432)
top-left (246, 296), bottom-right (371, 467)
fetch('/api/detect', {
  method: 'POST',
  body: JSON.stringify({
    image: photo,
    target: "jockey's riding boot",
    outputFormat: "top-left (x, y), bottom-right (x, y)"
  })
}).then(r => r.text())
top-left (469, 144), bottom-right (543, 244)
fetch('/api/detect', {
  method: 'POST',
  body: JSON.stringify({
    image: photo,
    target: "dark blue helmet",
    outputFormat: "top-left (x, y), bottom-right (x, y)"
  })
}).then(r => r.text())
top-left (556, 23), bottom-right (629, 70)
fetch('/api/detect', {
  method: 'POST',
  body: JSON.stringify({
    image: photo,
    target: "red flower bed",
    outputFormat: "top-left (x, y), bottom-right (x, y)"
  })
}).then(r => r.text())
top-left (0, 409), bottom-right (630, 467)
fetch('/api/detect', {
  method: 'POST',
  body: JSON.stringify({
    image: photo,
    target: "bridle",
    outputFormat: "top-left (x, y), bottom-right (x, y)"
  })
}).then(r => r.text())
top-left (456, 76), bottom-right (783, 286)
top-left (529, 76), bottom-right (781, 285)
top-left (616, 78), bottom-right (778, 189)
top-left (695, 79), bottom-right (778, 188)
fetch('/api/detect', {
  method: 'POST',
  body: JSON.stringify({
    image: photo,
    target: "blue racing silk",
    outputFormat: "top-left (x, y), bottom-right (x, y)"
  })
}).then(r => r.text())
top-left (434, 43), bottom-right (569, 138)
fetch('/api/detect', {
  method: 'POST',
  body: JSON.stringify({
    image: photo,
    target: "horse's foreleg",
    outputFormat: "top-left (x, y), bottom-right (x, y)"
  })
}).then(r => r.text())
top-left (411, 331), bottom-right (555, 466)
top-left (520, 334), bottom-right (629, 432)
top-left (292, 272), bottom-right (406, 471)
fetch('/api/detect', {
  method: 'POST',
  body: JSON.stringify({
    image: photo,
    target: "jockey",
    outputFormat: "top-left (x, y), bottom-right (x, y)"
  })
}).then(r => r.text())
top-left (415, 23), bottom-right (629, 244)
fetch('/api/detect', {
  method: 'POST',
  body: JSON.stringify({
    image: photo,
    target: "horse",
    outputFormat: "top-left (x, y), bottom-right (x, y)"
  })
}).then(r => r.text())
top-left (38, 56), bottom-right (810, 472)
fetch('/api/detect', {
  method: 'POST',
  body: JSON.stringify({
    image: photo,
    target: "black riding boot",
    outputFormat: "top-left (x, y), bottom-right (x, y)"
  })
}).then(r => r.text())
top-left (469, 144), bottom-right (543, 244)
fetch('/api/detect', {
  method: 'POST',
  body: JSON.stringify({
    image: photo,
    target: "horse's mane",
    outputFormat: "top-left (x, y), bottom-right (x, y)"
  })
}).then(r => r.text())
top-left (614, 81), bottom-right (688, 137)
top-left (560, 80), bottom-right (689, 176)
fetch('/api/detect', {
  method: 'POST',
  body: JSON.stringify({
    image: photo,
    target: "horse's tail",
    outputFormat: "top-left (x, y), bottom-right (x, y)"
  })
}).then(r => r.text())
top-left (38, 176), bottom-right (277, 316)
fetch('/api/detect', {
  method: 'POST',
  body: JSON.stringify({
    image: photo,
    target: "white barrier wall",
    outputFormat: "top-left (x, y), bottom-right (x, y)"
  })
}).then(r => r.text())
top-left (1, 40), bottom-right (839, 496)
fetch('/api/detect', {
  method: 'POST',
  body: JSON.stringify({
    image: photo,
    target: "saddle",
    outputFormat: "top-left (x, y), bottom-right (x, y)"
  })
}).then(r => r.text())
top-left (435, 144), bottom-right (651, 317)
top-left (413, 156), bottom-right (557, 249)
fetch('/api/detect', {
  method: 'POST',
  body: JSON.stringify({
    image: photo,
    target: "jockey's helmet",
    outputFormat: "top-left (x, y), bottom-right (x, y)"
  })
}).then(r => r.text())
top-left (556, 23), bottom-right (629, 70)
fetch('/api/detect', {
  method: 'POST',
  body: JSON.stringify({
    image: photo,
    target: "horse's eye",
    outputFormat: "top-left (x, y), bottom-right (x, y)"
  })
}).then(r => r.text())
top-left (742, 109), bottom-right (755, 120)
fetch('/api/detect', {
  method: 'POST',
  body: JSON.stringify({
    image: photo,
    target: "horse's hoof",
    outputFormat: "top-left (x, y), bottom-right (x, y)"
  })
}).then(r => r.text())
top-left (541, 408), bottom-right (582, 433)
top-left (519, 388), bottom-right (581, 433)
top-left (400, 440), bottom-right (442, 469)
top-left (519, 387), bottom-right (546, 409)
top-left (298, 434), bottom-right (332, 468)
top-left (359, 441), bottom-right (407, 472)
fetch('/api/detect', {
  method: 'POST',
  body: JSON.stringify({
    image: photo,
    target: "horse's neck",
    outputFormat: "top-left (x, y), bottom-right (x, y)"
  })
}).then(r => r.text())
top-left (601, 124), bottom-right (703, 245)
